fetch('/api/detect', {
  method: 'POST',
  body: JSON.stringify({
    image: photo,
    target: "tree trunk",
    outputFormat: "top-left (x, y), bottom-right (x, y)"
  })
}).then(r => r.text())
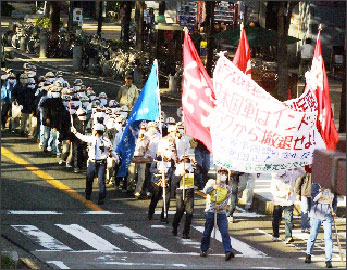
top-left (205, 1), bottom-right (215, 77)
top-left (97, 0), bottom-right (103, 37)
top-left (136, 1), bottom-right (145, 52)
top-left (68, 1), bottom-right (73, 31)
top-left (123, 1), bottom-right (132, 46)
top-left (49, 1), bottom-right (61, 44)
top-left (156, 1), bottom-right (165, 59)
top-left (338, 3), bottom-right (346, 133)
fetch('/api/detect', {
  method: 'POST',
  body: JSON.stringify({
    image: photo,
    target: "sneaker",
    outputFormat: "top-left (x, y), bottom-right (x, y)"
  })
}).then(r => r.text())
top-left (325, 261), bottom-right (332, 268)
top-left (146, 191), bottom-right (151, 197)
top-left (73, 168), bottom-right (79, 173)
top-left (225, 251), bottom-right (235, 261)
top-left (58, 160), bottom-right (63, 165)
top-left (284, 237), bottom-right (294, 244)
top-left (134, 192), bottom-right (140, 198)
top-left (305, 254), bottom-right (311, 263)
top-left (272, 237), bottom-right (280, 242)
top-left (66, 163), bottom-right (72, 168)
top-left (200, 251), bottom-right (207, 258)
top-left (148, 213), bottom-right (153, 220)
top-left (47, 146), bottom-right (52, 152)
top-left (38, 143), bottom-right (43, 150)
top-left (161, 216), bottom-right (169, 224)
top-left (227, 216), bottom-right (234, 223)
top-left (172, 227), bottom-right (177, 236)
top-left (182, 234), bottom-right (190, 239)
top-left (97, 198), bottom-right (104, 205)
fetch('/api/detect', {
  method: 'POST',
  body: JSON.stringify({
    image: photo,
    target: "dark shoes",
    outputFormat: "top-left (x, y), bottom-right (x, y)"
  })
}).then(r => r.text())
top-left (182, 234), bottom-right (190, 239)
top-left (305, 254), bottom-right (311, 263)
top-left (97, 198), bottom-right (104, 205)
top-left (225, 251), bottom-right (235, 261)
top-left (172, 227), bottom-right (177, 236)
top-left (325, 261), bottom-right (332, 268)
top-left (160, 216), bottom-right (169, 224)
top-left (200, 251), bottom-right (207, 258)
top-left (148, 213), bottom-right (153, 220)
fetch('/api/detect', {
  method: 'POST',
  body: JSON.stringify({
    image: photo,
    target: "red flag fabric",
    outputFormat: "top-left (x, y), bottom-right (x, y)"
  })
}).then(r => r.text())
top-left (182, 32), bottom-right (215, 152)
top-left (232, 27), bottom-right (251, 76)
top-left (308, 30), bottom-right (338, 150)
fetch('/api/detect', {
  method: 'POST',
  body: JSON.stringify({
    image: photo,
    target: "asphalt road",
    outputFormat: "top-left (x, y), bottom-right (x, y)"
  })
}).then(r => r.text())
top-left (1, 53), bottom-right (346, 269)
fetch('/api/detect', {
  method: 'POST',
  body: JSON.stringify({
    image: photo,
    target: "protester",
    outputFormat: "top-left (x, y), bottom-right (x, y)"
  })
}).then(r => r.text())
top-left (200, 168), bottom-right (234, 261)
top-left (305, 183), bottom-right (337, 268)
top-left (71, 123), bottom-right (119, 205)
top-left (1, 73), bottom-right (15, 130)
top-left (194, 140), bottom-right (210, 190)
top-left (271, 168), bottom-right (306, 243)
top-left (227, 170), bottom-right (245, 223)
top-left (172, 155), bottom-right (195, 239)
top-left (295, 165), bottom-right (312, 233)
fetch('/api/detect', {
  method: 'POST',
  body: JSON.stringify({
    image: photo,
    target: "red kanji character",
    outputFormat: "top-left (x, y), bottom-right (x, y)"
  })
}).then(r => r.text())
top-left (297, 114), bottom-right (309, 131)
top-left (257, 110), bottom-right (271, 126)
top-left (277, 136), bottom-right (293, 150)
top-left (241, 99), bottom-right (259, 121)
top-left (248, 127), bottom-right (260, 142)
top-left (232, 124), bottom-right (247, 136)
top-left (293, 136), bottom-right (305, 150)
top-left (261, 130), bottom-right (279, 146)
top-left (223, 92), bottom-right (244, 115)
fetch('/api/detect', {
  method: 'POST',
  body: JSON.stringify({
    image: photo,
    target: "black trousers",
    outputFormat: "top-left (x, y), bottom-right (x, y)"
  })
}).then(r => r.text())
top-left (148, 182), bottom-right (171, 218)
top-left (1, 102), bottom-right (11, 128)
top-left (172, 188), bottom-right (195, 235)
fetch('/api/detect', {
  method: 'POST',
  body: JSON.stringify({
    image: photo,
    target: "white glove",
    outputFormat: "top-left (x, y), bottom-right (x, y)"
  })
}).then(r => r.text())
top-left (71, 126), bottom-right (77, 134)
top-left (19, 105), bottom-right (23, 111)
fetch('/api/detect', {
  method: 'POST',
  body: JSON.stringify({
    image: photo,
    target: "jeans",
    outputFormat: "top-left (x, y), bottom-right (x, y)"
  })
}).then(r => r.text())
top-left (172, 188), bottom-right (194, 235)
top-left (43, 125), bottom-right (51, 149)
top-left (39, 124), bottom-right (45, 145)
top-left (300, 196), bottom-right (311, 231)
top-left (306, 218), bottom-right (333, 262)
top-left (200, 212), bottom-right (232, 253)
top-left (194, 149), bottom-right (210, 187)
top-left (272, 205), bottom-right (294, 239)
top-left (228, 180), bottom-right (239, 216)
top-left (86, 161), bottom-right (107, 200)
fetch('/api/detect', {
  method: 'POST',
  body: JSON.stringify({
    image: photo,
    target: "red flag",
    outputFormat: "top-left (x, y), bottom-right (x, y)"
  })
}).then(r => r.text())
top-left (308, 30), bottom-right (338, 150)
top-left (232, 27), bottom-right (251, 76)
top-left (182, 32), bottom-right (215, 152)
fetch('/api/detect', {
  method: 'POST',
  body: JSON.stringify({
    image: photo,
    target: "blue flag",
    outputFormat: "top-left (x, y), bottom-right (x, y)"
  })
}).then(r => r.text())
top-left (116, 62), bottom-right (160, 177)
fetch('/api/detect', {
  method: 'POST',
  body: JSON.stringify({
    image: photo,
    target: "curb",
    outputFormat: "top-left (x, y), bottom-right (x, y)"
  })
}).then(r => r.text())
top-left (1, 251), bottom-right (40, 269)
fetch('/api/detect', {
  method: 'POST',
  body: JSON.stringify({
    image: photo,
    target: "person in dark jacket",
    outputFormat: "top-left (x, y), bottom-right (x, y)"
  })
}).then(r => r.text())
top-left (194, 140), bottom-right (210, 189)
top-left (295, 165), bottom-right (312, 233)
top-left (19, 77), bottom-right (36, 136)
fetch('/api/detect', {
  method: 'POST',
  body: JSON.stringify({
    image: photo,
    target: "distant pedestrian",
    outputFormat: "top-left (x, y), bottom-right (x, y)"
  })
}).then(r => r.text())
top-left (299, 38), bottom-right (314, 75)
top-left (200, 168), bottom-right (234, 261)
top-left (117, 73), bottom-right (139, 112)
top-left (305, 183), bottom-right (337, 269)
top-left (295, 165), bottom-right (312, 233)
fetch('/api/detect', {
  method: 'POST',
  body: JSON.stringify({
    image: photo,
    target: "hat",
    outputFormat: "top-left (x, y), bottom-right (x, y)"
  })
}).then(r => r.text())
top-left (165, 117), bottom-right (176, 124)
top-left (93, 123), bottom-right (104, 131)
top-left (76, 107), bottom-right (86, 116)
top-left (1, 74), bottom-right (9, 80)
top-left (120, 105), bottom-right (128, 112)
top-left (8, 73), bottom-right (15, 78)
top-left (74, 79), bottom-right (83, 86)
top-left (27, 71), bottom-right (36, 78)
top-left (27, 78), bottom-right (36, 84)
top-left (45, 72), bottom-right (55, 78)
top-left (217, 167), bottom-right (228, 173)
top-left (125, 72), bottom-right (133, 79)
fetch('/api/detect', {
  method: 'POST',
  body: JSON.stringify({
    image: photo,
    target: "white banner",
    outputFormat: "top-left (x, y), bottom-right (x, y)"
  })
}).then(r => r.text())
top-left (210, 56), bottom-right (325, 173)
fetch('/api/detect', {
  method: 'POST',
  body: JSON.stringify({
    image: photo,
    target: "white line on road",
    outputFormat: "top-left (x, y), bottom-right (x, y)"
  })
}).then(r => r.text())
top-left (155, 210), bottom-right (176, 215)
top-left (47, 261), bottom-right (71, 269)
top-left (81, 211), bottom-right (123, 215)
top-left (11, 225), bottom-right (72, 250)
top-left (150, 225), bottom-right (166, 228)
top-left (7, 211), bottom-right (63, 214)
top-left (104, 224), bottom-right (169, 252)
top-left (99, 262), bottom-right (187, 267)
top-left (56, 224), bottom-right (121, 251)
top-left (194, 226), bottom-right (268, 258)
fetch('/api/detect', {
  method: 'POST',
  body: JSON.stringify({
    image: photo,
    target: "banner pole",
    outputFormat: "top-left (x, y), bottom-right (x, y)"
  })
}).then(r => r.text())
top-left (156, 59), bottom-right (167, 220)
top-left (68, 101), bottom-right (74, 126)
top-left (182, 111), bottom-right (186, 200)
top-left (329, 191), bottom-right (344, 262)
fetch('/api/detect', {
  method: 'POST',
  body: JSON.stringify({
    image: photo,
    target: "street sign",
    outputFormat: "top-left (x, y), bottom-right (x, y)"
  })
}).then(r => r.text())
top-left (73, 8), bottom-right (83, 27)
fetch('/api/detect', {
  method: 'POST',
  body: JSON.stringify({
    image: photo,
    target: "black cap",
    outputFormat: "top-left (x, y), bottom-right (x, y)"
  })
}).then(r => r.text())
top-left (125, 72), bottom-right (133, 79)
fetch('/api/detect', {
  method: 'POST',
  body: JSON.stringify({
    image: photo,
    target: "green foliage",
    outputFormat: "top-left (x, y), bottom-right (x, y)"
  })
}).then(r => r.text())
top-left (1, 254), bottom-right (16, 269)
top-left (34, 17), bottom-right (50, 28)
top-left (107, 1), bottom-right (120, 12)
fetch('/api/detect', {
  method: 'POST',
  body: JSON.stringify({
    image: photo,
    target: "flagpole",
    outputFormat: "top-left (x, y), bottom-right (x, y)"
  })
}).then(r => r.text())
top-left (156, 59), bottom-right (167, 220)
top-left (182, 112), bottom-right (186, 200)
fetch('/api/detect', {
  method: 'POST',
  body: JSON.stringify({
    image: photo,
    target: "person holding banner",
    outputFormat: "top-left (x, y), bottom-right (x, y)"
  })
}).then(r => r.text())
top-left (71, 123), bottom-right (119, 205)
top-left (200, 168), bottom-right (234, 261)
top-left (147, 141), bottom-right (175, 224)
top-left (172, 155), bottom-right (195, 239)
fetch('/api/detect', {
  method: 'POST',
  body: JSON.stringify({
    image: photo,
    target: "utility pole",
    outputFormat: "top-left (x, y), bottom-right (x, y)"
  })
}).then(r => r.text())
top-left (97, 0), bottom-right (103, 37)
top-left (338, 2), bottom-right (346, 133)
top-left (206, 1), bottom-right (215, 76)
top-left (136, 1), bottom-right (145, 52)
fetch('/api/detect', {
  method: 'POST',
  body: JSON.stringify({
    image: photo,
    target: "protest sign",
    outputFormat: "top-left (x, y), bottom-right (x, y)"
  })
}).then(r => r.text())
top-left (210, 55), bottom-right (326, 173)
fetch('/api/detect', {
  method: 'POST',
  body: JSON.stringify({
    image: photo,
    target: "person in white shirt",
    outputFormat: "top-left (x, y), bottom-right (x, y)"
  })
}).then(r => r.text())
top-left (71, 123), bottom-right (119, 205)
top-left (299, 38), bottom-right (314, 75)
top-left (271, 167), bottom-right (305, 243)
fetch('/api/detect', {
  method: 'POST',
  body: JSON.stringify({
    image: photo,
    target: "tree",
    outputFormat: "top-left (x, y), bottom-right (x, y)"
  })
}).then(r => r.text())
top-left (123, 1), bottom-right (132, 46)
top-left (97, 0), bottom-right (103, 37)
top-left (135, 1), bottom-right (145, 51)
top-left (49, 1), bottom-right (61, 44)
top-left (266, 1), bottom-right (298, 101)
top-left (205, 1), bottom-right (215, 77)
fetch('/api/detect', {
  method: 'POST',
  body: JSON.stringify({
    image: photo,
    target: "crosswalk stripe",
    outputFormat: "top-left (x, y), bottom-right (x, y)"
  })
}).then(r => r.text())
top-left (7, 211), bottom-right (62, 215)
top-left (47, 261), bottom-right (70, 269)
top-left (11, 225), bottom-right (72, 250)
top-left (193, 226), bottom-right (267, 258)
top-left (56, 224), bottom-right (121, 251)
top-left (103, 224), bottom-right (169, 252)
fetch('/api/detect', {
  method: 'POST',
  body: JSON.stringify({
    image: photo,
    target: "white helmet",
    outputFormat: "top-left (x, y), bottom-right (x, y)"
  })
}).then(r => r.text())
top-left (120, 105), bottom-right (128, 112)
top-left (76, 107), bottom-right (87, 120)
top-left (45, 71), bottom-right (55, 78)
top-left (99, 92), bottom-right (107, 99)
top-left (165, 117), bottom-right (175, 124)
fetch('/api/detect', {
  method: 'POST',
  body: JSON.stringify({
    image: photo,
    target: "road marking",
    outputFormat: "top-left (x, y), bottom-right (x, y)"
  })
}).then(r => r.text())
top-left (154, 210), bottom-right (176, 215)
top-left (194, 226), bottom-right (268, 258)
top-left (56, 224), bottom-right (121, 251)
top-left (99, 262), bottom-right (187, 267)
top-left (104, 224), bottom-right (169, 252)
top-left (150, 225), bottom-right (166, 228)
top-left (47, 261), bottom-right (70, 269)
top-left (81, 211), bottom-right (123, 215)
top-left (11, 225), bottom-right (72, 250)
top-left (1, 146), bottom-right (102, 211)
top-left (6, 211), bottom-right (63, 215)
